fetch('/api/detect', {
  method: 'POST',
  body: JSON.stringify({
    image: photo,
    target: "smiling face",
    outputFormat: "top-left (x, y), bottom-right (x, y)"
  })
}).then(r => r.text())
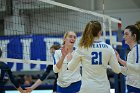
top-left (123, 29), bottom-right (135, 45)
top-left (63, 32), bottom-right (77, 47)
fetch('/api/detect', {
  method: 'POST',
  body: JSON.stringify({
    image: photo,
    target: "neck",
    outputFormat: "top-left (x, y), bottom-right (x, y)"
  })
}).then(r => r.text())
top-left (94, 37), bottom-right (100, 41)
top-left (129, 42), bottom-right (137, 49)
top-left (65, 45), bottom-right (73, 52)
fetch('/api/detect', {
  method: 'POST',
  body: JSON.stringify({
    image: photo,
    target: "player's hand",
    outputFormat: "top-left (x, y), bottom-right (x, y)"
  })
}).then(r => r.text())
top-left (61, 45), bottom-right (69, 57)
top-left (21, 90), bottom-right (27, 93)
top-left (25, 87), bottom-right (33, 93)
top-left (114, 50), bottom-right (120, 60)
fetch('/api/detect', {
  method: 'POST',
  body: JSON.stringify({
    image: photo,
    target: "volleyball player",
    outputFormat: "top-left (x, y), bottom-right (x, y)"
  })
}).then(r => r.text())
top-left (53, 31), bottom-right (81, 93)
top-left (68, 21), bottom-right (121, 93)
top-left (0, 49), bottom-right (26, 93)
top-left (116, 25), bottom-right (140, 93)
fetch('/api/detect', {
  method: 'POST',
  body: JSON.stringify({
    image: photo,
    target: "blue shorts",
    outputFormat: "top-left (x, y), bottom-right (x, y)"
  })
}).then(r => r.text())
top-left (127, 85), bottom-right (140, 93)
top-left (57, 80), bottom-right (81, 93)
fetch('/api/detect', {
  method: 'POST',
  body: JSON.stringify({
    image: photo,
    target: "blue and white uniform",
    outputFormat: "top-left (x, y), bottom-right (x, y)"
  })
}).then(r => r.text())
top-left (53, 49), bottom-right (81, 93)
top-left (68, 41), bottom-right (121, 93)
top-left (122, 44), bottom-right (140, 91)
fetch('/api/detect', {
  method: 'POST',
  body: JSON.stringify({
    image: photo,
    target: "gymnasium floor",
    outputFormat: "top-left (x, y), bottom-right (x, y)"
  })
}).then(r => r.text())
top-left (5, 89), bottom-right (115, 93)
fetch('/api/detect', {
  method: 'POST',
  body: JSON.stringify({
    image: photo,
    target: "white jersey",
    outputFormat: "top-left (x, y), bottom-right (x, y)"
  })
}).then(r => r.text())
top-left (122, 44), bottom-right (140, 89)
top-left (53, 49), bottom-right (81, 87)
top-left (68, 41), bottom-right (121, 93)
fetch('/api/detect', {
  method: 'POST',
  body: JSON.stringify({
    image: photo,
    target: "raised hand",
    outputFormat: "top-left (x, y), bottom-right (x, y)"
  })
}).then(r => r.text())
top-left (114, 50), bottom-right (120, 61)
top-left (61, 45), bottom-right (69, 57)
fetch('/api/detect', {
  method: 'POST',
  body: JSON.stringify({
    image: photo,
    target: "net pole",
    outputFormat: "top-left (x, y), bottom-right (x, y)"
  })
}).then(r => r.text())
top-left (102, 0), bottom-right (106, 42)
top-left (108, 17), bottom-right (113, 46)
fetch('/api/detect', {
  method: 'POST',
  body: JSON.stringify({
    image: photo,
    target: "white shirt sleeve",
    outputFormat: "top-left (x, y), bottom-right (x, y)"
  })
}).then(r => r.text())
top-left (53, 50), bottom-right (61, 73)
top-left (68, 49), bottom-right (81, 70)
top-left (120, 66), bottom-right (127, 75)
top-left (127, 63), bottom-right (140, 72)
top-left (109, 47), bottom-right (121, 74)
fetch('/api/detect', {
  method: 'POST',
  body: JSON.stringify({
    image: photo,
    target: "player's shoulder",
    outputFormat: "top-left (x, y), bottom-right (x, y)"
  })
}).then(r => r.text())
top-left (74, 47), bottom-right (84, 54)
top-left (99, 42), bottom-right (114, 51)
top-left (99, 41), bottom-right (110, 47)
top-left (137, 44), bottom-right (140, 49)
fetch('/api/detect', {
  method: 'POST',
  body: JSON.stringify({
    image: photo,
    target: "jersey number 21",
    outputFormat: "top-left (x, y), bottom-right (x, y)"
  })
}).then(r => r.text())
top-left (91, 52), bottom-right (102, 65)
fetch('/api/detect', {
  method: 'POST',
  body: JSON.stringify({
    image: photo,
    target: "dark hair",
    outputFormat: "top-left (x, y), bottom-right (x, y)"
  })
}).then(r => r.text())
top-left (125, 25), bottom-right (140, 43)
top-left (50, 44), bottom-right (61, 50)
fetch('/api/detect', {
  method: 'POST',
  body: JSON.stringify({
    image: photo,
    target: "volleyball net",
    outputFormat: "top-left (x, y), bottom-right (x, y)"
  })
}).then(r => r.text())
top-left (0, 0), bottom-right (121, 71)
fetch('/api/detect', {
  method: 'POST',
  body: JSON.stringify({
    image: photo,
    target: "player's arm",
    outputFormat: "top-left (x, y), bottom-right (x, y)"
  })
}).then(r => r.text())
top-left (26, 79), bottom-right (42, 92)
top-left (53, 50), bottom-right (66, 73)
top-left (109, 48), bottom-right (121, 74)
top-left (26, 65), bottom-right (52, 92)
top-left (127, 63), bottom-right (140, 72)
top-left (115, 51), bottom-right (126, 67)
top-left (116, 49), bottom-right (140, 72)
top-left (118, 57), bottom-right (140, 74)
top-left (16, 87), bottom-right (26, 93)
top-left (1, 62), bottom-right (26, 93)
top-left (126, 50), bottom-right (140, 72)
top-left (54, 56), bottom-right (64, 69)
top-left (68, 49), bottom-right (81, 70)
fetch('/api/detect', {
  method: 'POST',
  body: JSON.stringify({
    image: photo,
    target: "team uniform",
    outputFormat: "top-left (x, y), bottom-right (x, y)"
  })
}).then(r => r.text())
top-left (68, 41), bottom-right (121, 93)
top-left (53, 49), bottom-right (81, 93)
top-left (121, 44), bottom-right (140, 92)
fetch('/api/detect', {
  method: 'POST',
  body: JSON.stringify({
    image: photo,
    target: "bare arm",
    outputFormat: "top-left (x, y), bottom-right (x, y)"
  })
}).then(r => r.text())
top-left (109, 49), bottom-right (121, 74)
top-left (115, 50), bottom-right (126, 67)
top-left (17, 87), bottom-right (26, 93)
top-left (55, 55), bottom-right (65, 70)
top-left (26, 79), bottom-right (42, 92)
top-left (53, 46), bottom-right (68, 73)
top-left (118, 58), bottom-right (127, 67)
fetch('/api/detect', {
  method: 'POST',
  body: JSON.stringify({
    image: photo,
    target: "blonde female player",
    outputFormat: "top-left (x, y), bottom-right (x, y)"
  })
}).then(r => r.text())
top-left (116, 25), bottom-right (140, 93)
top-left (68, 21), bottom-right (121, 93)
top-left (53, 31), bottom-right (81, 93)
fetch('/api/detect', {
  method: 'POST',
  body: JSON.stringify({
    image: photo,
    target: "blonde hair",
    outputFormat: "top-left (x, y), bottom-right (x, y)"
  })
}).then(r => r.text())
top-left (62, 32), bottom-right (69, 45)
top-left (79, 21), bottom-right (101, 48)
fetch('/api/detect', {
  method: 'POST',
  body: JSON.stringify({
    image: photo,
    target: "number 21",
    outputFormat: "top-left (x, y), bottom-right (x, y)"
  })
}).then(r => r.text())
top-left (91, 52), bottom-right (102, 65)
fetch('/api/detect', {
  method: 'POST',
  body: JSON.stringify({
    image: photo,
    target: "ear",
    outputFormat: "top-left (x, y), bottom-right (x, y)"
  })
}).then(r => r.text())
top-left (133, 34), bottom-right (136, 39)
top-left (132, 34), bottom-right (137, 41)
top-left (98, 31), bottom-right (102, 36)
